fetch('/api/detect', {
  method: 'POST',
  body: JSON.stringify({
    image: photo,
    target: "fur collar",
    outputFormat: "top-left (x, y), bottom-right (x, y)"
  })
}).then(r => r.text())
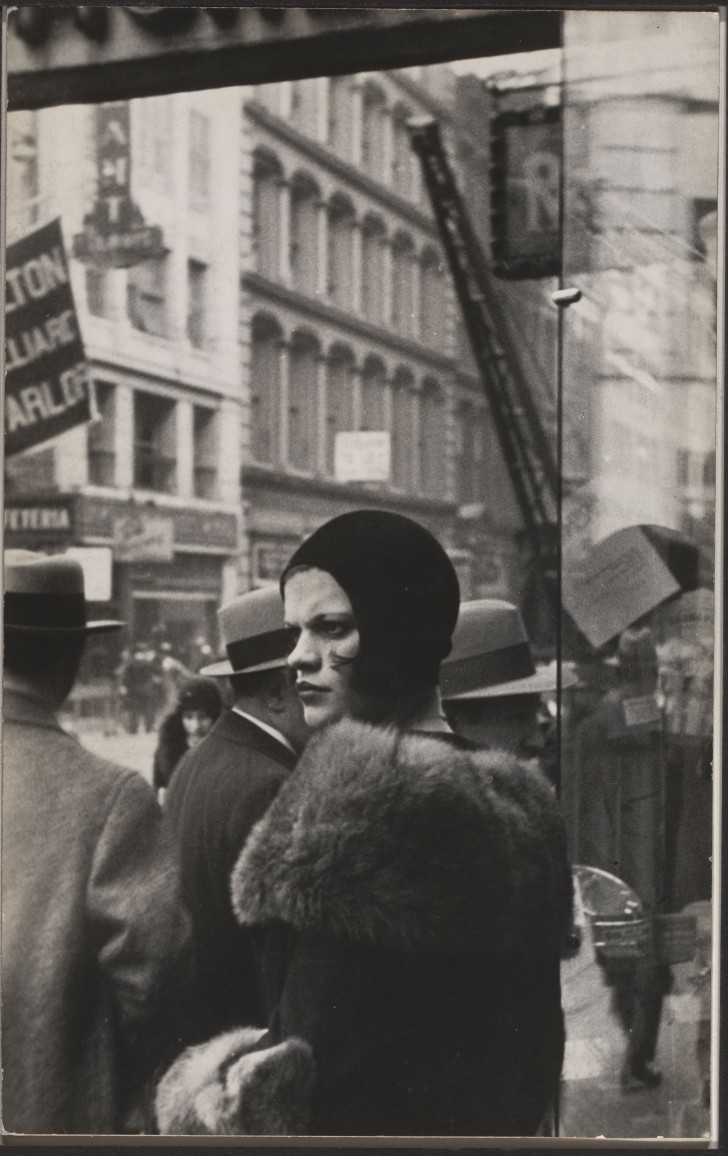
top-left (232, 720), bottom-right (572, 955)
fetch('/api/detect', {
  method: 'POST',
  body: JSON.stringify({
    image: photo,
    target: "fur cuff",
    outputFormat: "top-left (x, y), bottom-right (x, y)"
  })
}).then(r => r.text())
top-left (155, 1026), bottom-right (316, 1135)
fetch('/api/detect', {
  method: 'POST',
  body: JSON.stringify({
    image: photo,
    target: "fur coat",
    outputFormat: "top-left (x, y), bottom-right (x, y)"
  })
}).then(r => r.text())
top-left (157, 720), bottom-right (572, 1137)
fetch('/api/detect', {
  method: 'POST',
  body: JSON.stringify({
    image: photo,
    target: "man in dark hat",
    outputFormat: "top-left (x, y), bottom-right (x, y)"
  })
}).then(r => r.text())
top-left (165, 585), bottom-right (308, 1043)
top-left (2, 550), bottom-right (191, 1135)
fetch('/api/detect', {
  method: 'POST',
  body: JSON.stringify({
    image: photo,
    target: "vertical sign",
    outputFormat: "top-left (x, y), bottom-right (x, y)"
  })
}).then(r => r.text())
top-left (73, 101), bottom-right (165, 267)
top-left (5, 218), bottom-right (94, 456)
top-left (491, 104), bottom-right (561, 279)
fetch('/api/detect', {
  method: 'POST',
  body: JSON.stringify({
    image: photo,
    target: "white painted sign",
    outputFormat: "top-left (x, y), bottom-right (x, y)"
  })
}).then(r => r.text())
top-left (334, 431), bottom-right (391, 483)
top-left (65, 546), bottom-right (113, 602)
top-left (113, 512), bottom-right (174, 563)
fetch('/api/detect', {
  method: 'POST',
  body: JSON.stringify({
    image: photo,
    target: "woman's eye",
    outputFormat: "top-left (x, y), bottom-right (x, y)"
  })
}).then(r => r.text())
top-left (321, 620), bottom-right (348, 639)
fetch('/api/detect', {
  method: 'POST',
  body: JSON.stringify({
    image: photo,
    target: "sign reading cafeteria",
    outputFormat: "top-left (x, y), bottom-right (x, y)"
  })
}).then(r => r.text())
top-left (5, 218), bottom-right (94, 457)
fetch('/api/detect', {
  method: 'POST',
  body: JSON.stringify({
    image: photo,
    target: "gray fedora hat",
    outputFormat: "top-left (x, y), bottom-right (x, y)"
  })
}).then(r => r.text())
top-left (3, 550), bottom-right (123, 634)
top-left (440, 599), bottom-right (578, 700)
top-left (200, 586), bottom-right (291, 678)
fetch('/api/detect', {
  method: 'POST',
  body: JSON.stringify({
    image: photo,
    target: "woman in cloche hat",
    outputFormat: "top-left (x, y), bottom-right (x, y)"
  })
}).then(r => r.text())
top-left (156, 511), bottom-right (572, 1139)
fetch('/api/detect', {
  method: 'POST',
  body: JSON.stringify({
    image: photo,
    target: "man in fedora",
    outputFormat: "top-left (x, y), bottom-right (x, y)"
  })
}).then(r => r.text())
top-left (440, 599), bottom-right (578, 774)
top-left (2, 550), bottom-right (192, 1134)
top-left (165, 585), bottom-right (308, 1043)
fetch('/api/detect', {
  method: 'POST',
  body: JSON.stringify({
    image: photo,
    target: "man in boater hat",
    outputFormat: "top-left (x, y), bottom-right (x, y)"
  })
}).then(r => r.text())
top-left (165, 585), bottom-right (308, 1044)
top-left (2, 550), bottom-right (191, 1134)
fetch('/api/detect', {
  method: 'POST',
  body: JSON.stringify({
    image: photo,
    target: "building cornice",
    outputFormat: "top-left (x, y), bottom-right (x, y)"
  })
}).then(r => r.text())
top-left (244, 100), bottom-right (438, 236)
top-left (243, 271), bottom-right (455, 372)
top-left (242, 464), bottom-right (456, 517)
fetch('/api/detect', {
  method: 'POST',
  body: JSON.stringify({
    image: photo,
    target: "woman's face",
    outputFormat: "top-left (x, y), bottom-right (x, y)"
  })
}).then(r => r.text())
top-left (284, 567), bottom-right (362, 729)
top-left (181, 709), bottom-right (215, 748)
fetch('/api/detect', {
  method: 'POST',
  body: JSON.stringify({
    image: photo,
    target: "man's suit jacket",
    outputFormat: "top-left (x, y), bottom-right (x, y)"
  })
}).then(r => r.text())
top-left (1, 687), bottom-right (191, 1135)
top-left (165, 709), bottom-right (297, 1041)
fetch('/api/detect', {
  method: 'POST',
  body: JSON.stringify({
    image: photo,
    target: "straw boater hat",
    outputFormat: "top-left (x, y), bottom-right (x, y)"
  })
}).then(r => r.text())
top-left (440, 598), bottom-right (578, 701)
top-left (3, 550), bottom-right (123, 634)
top-left (200, 586), bottom-right (291, 678)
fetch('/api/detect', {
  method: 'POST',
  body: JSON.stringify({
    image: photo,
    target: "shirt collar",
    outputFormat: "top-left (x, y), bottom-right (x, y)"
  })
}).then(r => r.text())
top-left (231, 707), bottom-right (297, 756)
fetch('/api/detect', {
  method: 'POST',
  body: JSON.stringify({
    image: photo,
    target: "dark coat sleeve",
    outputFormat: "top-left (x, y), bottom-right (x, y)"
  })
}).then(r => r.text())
top-left (87, 772), bottom-right (193, 1084)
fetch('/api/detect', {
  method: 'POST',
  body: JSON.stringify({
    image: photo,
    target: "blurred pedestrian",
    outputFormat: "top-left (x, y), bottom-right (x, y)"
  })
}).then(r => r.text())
top-left (156, 511), bottom-right (572, 1137)
top-left (164, 586), bottom-right (308, 1046)
top-left (574, 624), bottom-right (670, 1090)
top-left (152, 677), bottom-right (223, 800)
top-left (120, 642), bottom-right (161, 733)
top-left (2, 550), bottom-right (192, 1134)
top-left (158, 641), bottom-right (193, 720)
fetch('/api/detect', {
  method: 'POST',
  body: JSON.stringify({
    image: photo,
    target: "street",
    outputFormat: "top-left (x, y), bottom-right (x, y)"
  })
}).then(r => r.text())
top-left (74, 725), bottom-right (712, 1141)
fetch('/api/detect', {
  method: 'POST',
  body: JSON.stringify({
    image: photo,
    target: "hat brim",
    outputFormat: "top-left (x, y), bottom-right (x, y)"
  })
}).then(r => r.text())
top-left (4, 620), bottom-right (124, 635)
top-left (443, 665), bottom-right (579, 700)
top-left (199, 656), bottom-right (289, 678)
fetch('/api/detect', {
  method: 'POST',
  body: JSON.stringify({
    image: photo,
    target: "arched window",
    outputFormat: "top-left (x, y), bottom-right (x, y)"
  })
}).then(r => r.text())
top-left (327, 194), bottom-right (356, 310)
top-left (419, 378), bottom-right (446, 497)
top-left (391, 233), bottom-right (415, 335)
top-left (290, 80), bottom-right (318, 136)
top-left (328, 76), bottom-right (353, 160)
top-left (391, 368), bottom-right (414, 491)
top-left (249, 314), bottom-right (283, 465)
top-left (455, 399), bottom-right (478, 502)
top-left (288, 331), bottom-right (320, 472)
top-left (420, 247), bottom-right (444, 344)
top-left (290, 172), bottom-right (320, 296)
top-left (361, 82), bottom-right (387, 182)
top-left (392, 104), bottom-right (414, 198)
top-left (361, 215), bottom-right (387, 325)
top-left (252, 150), bottom-right (283, 279)
top-left (326, 345), bottom-right (356, 475)
top-left (360, 356), bottom-right (388, 433)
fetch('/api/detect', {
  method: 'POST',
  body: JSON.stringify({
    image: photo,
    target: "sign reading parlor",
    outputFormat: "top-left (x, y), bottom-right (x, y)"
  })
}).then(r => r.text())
top-left (5, 218), bottom-right (95, 457)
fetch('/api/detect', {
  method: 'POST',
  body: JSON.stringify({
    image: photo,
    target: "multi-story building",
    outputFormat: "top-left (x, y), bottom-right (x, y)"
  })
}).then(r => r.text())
top-left (238, 69), bottom-right (521, 600)
top-left (5, 90), bottom-right (244, 666)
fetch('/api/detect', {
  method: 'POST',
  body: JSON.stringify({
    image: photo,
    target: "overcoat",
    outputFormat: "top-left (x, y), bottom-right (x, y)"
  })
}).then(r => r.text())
top-left (165, 710), bottom-right (297, 1042)
top-left (157, 720), bottom-right (573, 1137)
top-left (1, 688), bottom-right (192, 1135)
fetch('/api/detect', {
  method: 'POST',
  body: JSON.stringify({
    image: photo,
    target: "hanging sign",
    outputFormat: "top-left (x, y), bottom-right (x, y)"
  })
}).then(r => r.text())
top-left (73, 101), bottom-right (165, 268)
top-left (491, 104), bottom-right (561, 280)
top-left (5, 218), bottom-right (95, 457)
top-left (113, 510), bottom-right (174, 563)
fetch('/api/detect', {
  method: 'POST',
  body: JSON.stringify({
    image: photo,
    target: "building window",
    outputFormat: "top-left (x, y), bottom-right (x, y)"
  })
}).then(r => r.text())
top-left (8, 111), bottom-right (41, 237)
top-left (249, 315), bottom-right (282, 465)
top-left (420, 248), bottom-right (444, 344)
top-left (127, 257), bottom-right (168, 337)
top-left (361, 216), bottom-right (387, 325)
top-left (87, 381), bottom-right (116, 487)
top-left (290, 174), bottom-right (319, 296)
top-left (252, 150), bottom-right (283, 280)
top-left (360, 356), bottom-right (388, 432)
top-left (137, 96), bottom-right (173, 193)
top-left (327, 195), bottom-right (355, 310)
top-left (288, 332), bottom-right (320, 472)
top-left (193, 406), bottom-right (218, 499)
top-left (392, 105), bottom-right (414, 198)
top-left (86, 267), bottom-right (110, 319)
top-left (328, 77), bottom-right (353, 160)
top-left (455, 399), bottom-right (486, 503)
top-left (361, 82), bottom-right (386, 182)
top-left (326, 345), bottom-right (356, 475)
top-left (133, 392), bottom-right (177, 493)
top-left (290, 80), bottom-right (317, 135)
top-left (391, 369), bottom-right (414, 490)
top-left (392, 233), bottom-right (416, 335)
top-left (419, 378), bottom-right (445, 497)
top-left (189, 109), bottom-right (211, 207)
top-left (187, 259), bottom-right (207, 348)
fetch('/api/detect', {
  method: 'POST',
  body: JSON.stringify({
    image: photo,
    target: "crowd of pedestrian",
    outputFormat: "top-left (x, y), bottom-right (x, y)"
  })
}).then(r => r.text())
top-left (3, 509), bottom-right (620, 1137)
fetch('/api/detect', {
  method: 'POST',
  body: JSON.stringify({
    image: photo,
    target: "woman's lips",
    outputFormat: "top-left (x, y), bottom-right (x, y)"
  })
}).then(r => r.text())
top-left (296, 683), bottom-right (329, 699)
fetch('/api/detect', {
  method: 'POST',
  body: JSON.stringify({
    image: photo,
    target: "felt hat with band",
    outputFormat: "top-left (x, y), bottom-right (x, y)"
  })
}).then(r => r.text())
top-left (4, 550), bottom-right (123, 634)
top-left (440, 598), bottom-right (578, 700)
top-left (200, 586), bottom-right (291, 678)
